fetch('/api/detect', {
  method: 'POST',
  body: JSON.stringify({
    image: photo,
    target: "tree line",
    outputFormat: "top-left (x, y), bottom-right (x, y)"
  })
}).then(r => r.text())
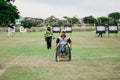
top-left (21, 12), bottom-right (120, 29)
top-left (83, 12), bottom-right (120, 25)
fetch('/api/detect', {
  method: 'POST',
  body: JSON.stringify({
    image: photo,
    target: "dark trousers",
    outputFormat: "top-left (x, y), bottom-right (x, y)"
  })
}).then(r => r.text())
top-left (98, 33), bottom-right (102, 38)
top-left (45, 36), bottom-right (52, 49)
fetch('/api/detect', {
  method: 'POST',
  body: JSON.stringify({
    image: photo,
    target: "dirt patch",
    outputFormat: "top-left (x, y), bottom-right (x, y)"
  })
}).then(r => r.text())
top-left (0, 55), bottom-right (22, 76)
top-left (0, 69), bottom-right (5, 76)
top-left (4, 56), bottom-right (73, 68)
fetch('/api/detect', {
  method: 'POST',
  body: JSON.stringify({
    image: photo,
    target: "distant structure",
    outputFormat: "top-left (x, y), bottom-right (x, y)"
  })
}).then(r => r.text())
top-left (16, 16), bottom-right (25, 25)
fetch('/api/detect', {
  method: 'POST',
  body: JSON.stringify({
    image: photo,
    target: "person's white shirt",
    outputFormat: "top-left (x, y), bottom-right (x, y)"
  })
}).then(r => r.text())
top-left (8, 27), bottom-right (13, 37)
top-left (12, 26), bottom-right (15, 33)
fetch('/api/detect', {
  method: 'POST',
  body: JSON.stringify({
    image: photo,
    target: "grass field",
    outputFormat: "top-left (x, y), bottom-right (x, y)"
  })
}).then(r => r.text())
top-left (0, 31), bottom-right (120, 80)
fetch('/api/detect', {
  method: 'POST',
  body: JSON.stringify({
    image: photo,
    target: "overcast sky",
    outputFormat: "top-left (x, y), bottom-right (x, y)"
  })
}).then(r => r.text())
top-left (14, 0), bottom-right (120, 19)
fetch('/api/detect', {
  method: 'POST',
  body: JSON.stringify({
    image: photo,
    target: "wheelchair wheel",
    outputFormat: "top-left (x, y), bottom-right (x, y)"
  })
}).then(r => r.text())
top-left (56, 52), bottom-right (59, 62)
top-left (68, 48), bottom-right (71, 61)
top-left (55, 47), bottom-right (59, 62)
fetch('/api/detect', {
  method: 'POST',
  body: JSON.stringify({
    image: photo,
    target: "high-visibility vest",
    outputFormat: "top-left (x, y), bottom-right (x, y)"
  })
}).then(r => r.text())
top-left (44, 31), bottom-right (53, 37)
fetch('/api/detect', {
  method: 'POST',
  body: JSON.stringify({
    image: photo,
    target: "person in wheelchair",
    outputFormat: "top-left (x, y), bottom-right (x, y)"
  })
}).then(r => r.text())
top-left (56, 30), bottom-right (72, 59)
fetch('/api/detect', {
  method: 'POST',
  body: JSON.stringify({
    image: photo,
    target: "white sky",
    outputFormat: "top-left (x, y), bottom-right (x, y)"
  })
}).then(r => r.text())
top-left (14, 0), bottom-right (120, 19)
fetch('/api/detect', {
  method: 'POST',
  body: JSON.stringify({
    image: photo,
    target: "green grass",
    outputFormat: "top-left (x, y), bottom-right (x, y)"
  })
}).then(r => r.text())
top-left (0, 32), bottom-right (120, 80)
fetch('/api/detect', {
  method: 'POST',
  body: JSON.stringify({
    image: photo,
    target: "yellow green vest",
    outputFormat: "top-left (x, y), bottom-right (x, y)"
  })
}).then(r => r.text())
top-left (44, 31), bottom-right (53, 37)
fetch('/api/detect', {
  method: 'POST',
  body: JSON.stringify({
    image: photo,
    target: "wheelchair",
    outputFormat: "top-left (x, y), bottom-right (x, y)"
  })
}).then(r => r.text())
top-left (55, 44), bottom-right (71, 62)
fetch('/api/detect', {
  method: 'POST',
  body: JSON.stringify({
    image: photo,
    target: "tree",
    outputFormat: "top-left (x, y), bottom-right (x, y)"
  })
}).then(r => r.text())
top-left (0, 0), bottom-right (19, 26)
top-left (107, 17), bottom-right (118, 25)
top-left (57, 20), bottom-right (63, 27)
top-left (97, 17), bottom-right (109, 25)
top-left (83, 16), bottom-right (97, 24)
top-left (21, 20), bottom-right (33, 29)
top-left (63, 16), bottom-right (72, 24)
top-left (108, 12), bottom-right (120, 20)
top-left (108, 12), bottom-right (120, 25)
top-left (63, 16), bottom-right (80, 26)
top-left (2, 0), bottom-right (15, 2)
top-left (45, 15), bottom-right (59, 26)
top-left (71, 16), bottom-right (80, 25)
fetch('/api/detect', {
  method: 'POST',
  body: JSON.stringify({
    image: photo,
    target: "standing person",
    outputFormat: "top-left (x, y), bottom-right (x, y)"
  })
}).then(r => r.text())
top-left (44, 26), bottom-right (54, 49)
top-left (8, 24), bottom-right (14, 37)
top-left (98, 32), bottom-right (102, 38)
